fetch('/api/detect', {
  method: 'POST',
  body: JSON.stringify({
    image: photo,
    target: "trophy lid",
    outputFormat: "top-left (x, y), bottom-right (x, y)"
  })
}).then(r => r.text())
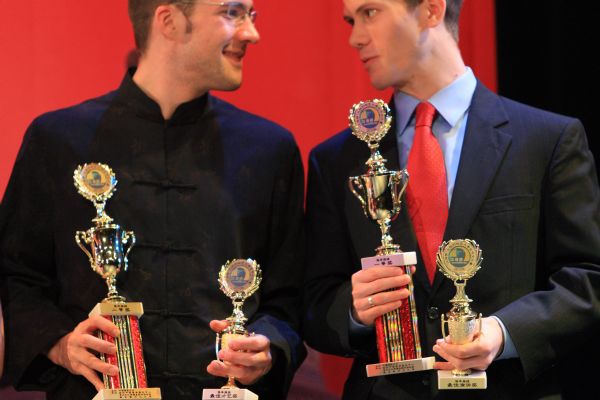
top-left (349, 99), bottom-right (392, 145)
top-left (218, 259), bottom-right (262, 302)
top-left (437, 239), bottom-right (482, 281)
top-left (74, 163), bottom-right (117, 204)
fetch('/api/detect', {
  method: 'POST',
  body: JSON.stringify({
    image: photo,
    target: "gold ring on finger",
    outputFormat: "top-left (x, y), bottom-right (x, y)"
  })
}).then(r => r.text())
top-left (367, 296), bottom-right (375, 308)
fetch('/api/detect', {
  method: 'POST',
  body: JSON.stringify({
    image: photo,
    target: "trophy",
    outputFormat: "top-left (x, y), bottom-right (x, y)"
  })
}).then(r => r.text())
top-left (74, 163), bottom-right (161, 400)
top-left (348, 100), bottom-right (435, 377)
top-left (436, 239), bottom-right (487, 390)
top-left (202, 259), bottom-right (262, 400)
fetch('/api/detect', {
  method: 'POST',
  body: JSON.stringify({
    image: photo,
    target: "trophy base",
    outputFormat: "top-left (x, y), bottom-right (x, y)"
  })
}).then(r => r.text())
top-left (89, 301), bottom-right (144, 318)
top-left (361, 252), bottom-right (417, 269)
top-left (366, 356), bottom-right (435, 377)
top-left (202, 388), bottom-right (258, 400)
top-left (437, 370), bottom-right (487, 390)
top-left (92, 388), bottom-right (162, 400)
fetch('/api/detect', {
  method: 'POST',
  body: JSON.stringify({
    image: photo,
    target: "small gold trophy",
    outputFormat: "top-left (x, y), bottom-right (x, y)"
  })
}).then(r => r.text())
top-left (202, 259), bottom-right (262, 400)
top-left (348, 100), bottom-right (435, 377)
top-left (74, 163), bottom-right (161, 400)
top-left (437, 239), bottom-right (487, 390)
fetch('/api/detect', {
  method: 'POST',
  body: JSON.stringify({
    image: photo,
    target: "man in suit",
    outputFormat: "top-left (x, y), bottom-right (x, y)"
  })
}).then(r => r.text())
top-left (303, 0), bottom-right (600, 398)
top-left (0, 1), bottom-right (305, 398)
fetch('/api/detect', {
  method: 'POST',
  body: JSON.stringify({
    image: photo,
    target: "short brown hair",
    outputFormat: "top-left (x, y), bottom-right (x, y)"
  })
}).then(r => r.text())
top-left (404, 0), bottom-right (464, 41)
top-left (128, 0), bottom-right (196, 52)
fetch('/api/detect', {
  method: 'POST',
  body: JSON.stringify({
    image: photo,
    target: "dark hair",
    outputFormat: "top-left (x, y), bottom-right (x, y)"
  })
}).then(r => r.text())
top-left (128, 0), bottom-right (195, 52)
top-left (405, 0), bottom-right (464, 41)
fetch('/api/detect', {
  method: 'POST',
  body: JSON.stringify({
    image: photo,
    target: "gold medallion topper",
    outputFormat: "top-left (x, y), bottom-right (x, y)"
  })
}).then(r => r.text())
top-left (219, 259), bottom-right (262, 301)
top-left (349, 99), bottom-right (392, 144)
top-left (437, 239), bottom-right (482, 281)
top-left (74, 163), bottom-right (117, 204)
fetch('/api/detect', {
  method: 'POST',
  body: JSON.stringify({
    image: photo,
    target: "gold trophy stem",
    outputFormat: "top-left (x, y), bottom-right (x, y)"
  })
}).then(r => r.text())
top-left (104, 275), bottom-right (125, 303)
top-left (92, 200), bottom-right (114, 225)
top-left (450, 281), bottom-right (470, 303)
top-left (366, 144), bottom-right (388, 174)
top-left (376, 218), bottom-right (401, 254)
top-left (228, 300), bottom-right (248, 334)
top-left (222, 377), bottom-right (237, 389)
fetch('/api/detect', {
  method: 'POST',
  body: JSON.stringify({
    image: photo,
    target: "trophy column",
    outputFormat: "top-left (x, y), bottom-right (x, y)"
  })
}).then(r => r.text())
top-left (348, 100), bottom-right (435, 377)
top-left (436, 239), bottom-right (487, 390)
top-left (202, 259), bottom-right (262, 400)
top-left (74, 163), bottom-right (161, 400)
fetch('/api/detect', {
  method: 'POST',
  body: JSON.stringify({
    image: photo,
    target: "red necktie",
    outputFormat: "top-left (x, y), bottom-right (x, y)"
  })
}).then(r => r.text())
top-left (406, 102), bottom-right (448, 284)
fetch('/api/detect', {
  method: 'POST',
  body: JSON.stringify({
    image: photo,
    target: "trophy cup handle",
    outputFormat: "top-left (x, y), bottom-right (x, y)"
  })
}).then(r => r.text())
top-left (75, 230), bottom-right (95, 269)
top-left (348, 177), bottom-right (367, 208)
top-left (215, 332), bottom-right (222, 359)
top-left (391, 170), bottom-right (409, 208)
top-left (122, 231), bottom-right (136, 272)
top-left (398, 169), bottom-right (409, 198)
top-left (441, 314), bottom-right (448, 341)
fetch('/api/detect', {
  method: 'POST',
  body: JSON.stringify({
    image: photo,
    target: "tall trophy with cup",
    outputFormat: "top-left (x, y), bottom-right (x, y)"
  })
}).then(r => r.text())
top-left (74, 163), bottom-right (161, 400)
top-left (436, 239), bottom-right (487, 389)
top-left (202, 259), bottom-right (262, 400)
top-left (348, 100), bottom-right (435, 377)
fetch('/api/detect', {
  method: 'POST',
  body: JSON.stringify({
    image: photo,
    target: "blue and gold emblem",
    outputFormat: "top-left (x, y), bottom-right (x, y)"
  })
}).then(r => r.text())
top-left (437, 239), bottom-right (482, 281)
top-left (74, 163), bottom-right (117, 203)
top-left (219, 259), bottom-right (262, 301)
top-left (349, 99), bottom-right (392, 144)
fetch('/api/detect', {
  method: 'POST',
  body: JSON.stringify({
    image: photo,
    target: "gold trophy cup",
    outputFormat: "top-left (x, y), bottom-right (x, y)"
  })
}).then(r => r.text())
top-left (437, 239), bottom-right (487, 390)
top-left (74, 163), bottom-right (161, 400)
top-left (348, 100), bottom-right (435, 377)
top-left (202, 259), bottom-right (261, 400)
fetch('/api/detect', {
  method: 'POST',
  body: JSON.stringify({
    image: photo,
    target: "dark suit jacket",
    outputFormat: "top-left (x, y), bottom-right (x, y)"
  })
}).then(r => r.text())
top-left (0, 71), bottom-right (306, 399)
top-left (303, 83), bottom-right (600, 399)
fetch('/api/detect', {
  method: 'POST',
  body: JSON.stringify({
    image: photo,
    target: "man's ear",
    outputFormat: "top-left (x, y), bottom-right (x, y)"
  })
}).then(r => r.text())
top-left (152, 4), bottom-right (187, 43)
top-left (420, 0), bottom-right (446, 29)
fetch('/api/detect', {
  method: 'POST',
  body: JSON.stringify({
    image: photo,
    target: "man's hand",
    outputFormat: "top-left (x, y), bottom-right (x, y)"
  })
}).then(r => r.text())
top-left (47, 315), bottom-right (120, 391)
top-left (351, 266), bottom-right (414, 326)
top-left (433, 317), bottom-right (504, 372)
top-left (206, 320), bottom-right (272, 385)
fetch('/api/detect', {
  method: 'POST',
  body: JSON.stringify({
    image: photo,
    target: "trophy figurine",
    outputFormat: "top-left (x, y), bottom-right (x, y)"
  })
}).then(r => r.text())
top-left (348, 100), bottom-right (435, 377)
top-left (436, 239), bottom-right (487, 390)
top-left (202, 259), bottom-right (262, 400)
top-left (74, 163), bottom-right (161, 400)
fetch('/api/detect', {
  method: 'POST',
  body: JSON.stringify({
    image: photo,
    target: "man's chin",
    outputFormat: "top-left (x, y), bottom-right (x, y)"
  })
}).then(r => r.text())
top-left (369, 76), bottom-right (392, 91)
top-left (213, 77), bottom-right (242, 92)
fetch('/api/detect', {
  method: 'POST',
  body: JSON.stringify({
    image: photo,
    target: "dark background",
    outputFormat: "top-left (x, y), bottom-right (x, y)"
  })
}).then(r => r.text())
top-left (496, 1), bottom-right (599, 177)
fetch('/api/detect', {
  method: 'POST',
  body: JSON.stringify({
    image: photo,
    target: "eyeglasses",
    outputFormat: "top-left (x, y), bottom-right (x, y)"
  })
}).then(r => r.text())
top-left (200, 2), bottom-right (257, 26)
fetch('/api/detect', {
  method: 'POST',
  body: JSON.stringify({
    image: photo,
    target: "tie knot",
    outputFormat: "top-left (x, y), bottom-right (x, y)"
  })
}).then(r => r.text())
top-left (415, 102), bottom-right (436, 128)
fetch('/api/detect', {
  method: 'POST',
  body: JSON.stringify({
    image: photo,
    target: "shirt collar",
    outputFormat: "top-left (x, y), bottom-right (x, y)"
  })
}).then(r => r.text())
top-left (115, 68), bottom-right (210, 124)
top-left (393, 67), bottom-right (477, 132)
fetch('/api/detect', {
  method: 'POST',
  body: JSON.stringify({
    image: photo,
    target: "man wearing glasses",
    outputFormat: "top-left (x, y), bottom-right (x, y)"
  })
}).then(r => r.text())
top-left (0, 1), bottom-right (305, 399)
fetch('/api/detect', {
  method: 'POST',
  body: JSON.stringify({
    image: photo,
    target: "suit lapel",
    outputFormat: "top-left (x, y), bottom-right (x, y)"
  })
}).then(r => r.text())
top-left (430, 83), bottom-right (512, 293)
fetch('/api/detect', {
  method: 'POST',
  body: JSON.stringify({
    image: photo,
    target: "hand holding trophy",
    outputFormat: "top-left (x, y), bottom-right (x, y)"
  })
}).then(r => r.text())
top-left (348, 100), bottom-right (435, 377)
top-left (202, 259), bottom-right (262, 400)
top-left (74, 163), bottom-right (161, 400)
top-left (436, 239), bottom-right (487, 390)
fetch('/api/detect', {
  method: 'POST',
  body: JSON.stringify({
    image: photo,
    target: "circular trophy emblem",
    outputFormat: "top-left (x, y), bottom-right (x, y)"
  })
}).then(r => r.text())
top-left (348, 99), bottom-right (392, 144)
top-left (219, 259), bottom-right (262, 301)
top-left (437, 239), bottom-right (482, 281)
top-left (74, 163), bottom-right (117, 203)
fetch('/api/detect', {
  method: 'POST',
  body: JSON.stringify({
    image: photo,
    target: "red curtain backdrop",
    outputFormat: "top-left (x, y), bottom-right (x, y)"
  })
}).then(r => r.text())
top-left (0, 0), bottom-right (495, 397)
